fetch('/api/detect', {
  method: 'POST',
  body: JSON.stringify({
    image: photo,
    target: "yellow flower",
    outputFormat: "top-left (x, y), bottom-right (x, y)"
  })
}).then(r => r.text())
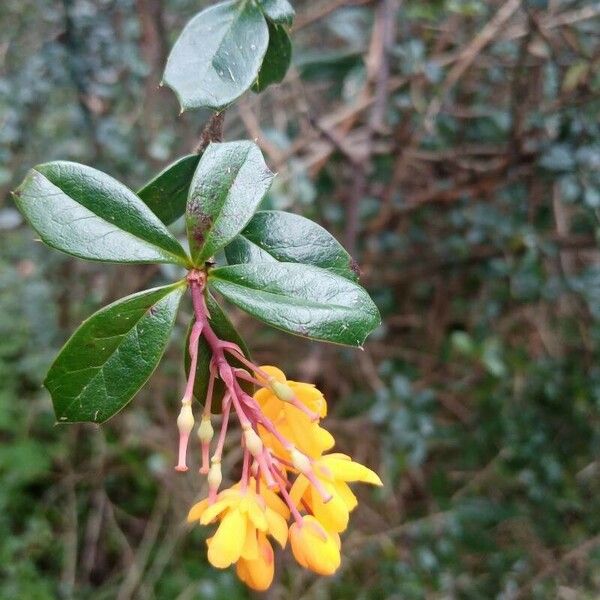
top-left (290, 453), bottom-right (383, 533)
top-left (187, 484), bottom-right (288, 569)
top-left (236, 532), bottom-right (275, 591)
top-left (254, 366), bottom-right (334, 459)
top-left (289, 515), bottom-right (341, 575)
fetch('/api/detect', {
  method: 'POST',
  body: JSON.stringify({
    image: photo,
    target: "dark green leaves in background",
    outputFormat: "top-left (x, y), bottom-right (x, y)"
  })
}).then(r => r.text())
top-left (163, 0), bottom-right (269, 110)
top-left (13, 162), bottom-right (189, 266)
top-left (226, 210), bottom-right (359, 280)
top-left (209, 262), bottom-right (380, 346)
top-left (258, 0), bottom-right (295, 25)
top-left (138, 154), bottom-right (200, 225)
top-left (253, 22), bottom-right (292, 93)
top-left (46, 283), bottom-right (185, 423)
top-left (186, 141), bottom-right (274, 264)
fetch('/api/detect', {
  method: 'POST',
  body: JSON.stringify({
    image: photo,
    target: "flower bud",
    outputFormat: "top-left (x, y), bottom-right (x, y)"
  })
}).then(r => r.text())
top-left (207, 460), bottom-right (222, 490)
top-left (291, 447), bottom-right (312, 474)
top-left (177, 403), bottom-right (194, 435)
top-left (197, 416), bottom-right (214, 443)
top-left (270, 379), bottom-right (295, 403)
top-left (243, 426), bottom-right (263, 457)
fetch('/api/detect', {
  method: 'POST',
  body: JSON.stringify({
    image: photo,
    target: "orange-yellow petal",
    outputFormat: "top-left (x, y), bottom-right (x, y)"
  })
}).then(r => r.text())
top-left (313, 425), bottom-right (336, 453)
top-left (247, 499), bottom-right (268, 531)
top-left (280, 405), bottom-right (333, 458)
top-left (256, 365), bottom-right (286, 386)
top-left (289, 381), bottom-right (327, 417)
top-left (207, 509), bottom-right (247, 568)
top-left (289, 474), bottom-right (310, 506)
top-left (187, 498), bottom-right (209, 523)
top-left (322, 455), bottom-right (383, 486)
top-left (259, 483), bottom-right (291, 519)
top-left (199, 496), bottom-right (238, 525)
top-left (265, 506), bottom-right (288, 548)
top-left (236, 534), bottom-right (275, 591)
top-left (253, 388), bottom-right (281, 418)
top-left (241, 525), bottom-right (260, 560)
top-left (309, 483), bottom-right (350, 533)
top-left (289, 516), bottom-right (341, 575)
top-left (334, 480), bottom-right (358, 511)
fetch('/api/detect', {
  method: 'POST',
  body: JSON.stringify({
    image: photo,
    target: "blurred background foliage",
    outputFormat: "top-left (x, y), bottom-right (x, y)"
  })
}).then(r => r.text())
top-left (1, 0), bottom-right (600, 598)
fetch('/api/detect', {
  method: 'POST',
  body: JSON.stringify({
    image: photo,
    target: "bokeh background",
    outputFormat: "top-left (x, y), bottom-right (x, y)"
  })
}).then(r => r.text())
top-left (1, 0), bottom-right (600, 598)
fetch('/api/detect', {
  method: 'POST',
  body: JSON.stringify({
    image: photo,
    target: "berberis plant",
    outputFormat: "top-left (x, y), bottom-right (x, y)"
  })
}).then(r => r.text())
top-left (12, 0), bottom-right (382, 590)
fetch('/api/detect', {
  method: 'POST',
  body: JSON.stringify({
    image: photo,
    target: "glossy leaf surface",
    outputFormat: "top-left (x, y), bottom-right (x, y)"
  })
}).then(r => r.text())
top-left (46, 283), bottom-right (185, 423)
top-left (186, 141), bottom-right (274, 264)
top-left (258, 0), bottom-right (295, 25)
top-left (13, 162), bottom-right (189, 265)
top-left (226, 210), bottom-right (359, 281)
top-left (163, 0), bottom-right (269, 110)
top-left (209, 262), bottom-right (380, 346)
top-left (252, 21), bottom-right (292, 92)
top-left (138, 154), bottom-right (200, 225)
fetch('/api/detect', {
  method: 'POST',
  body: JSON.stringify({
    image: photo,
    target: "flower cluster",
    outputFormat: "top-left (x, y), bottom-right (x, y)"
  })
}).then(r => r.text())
top-left (177, 274), bottom-right (382, 590)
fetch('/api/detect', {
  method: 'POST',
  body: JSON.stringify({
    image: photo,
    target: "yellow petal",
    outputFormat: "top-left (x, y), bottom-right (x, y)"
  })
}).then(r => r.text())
top-left (289, 381), bottom-right (327, 417)
top-left (259, 484), bottom-right (290, 519)
top-left (310, 483), bottom-right (349, 533)
top-left (335, 480), bottom-right (358, 511)
top-left (289, 523), bottom-right (308, 568)
top-left (323, 455), bottom-right (383, 486)
top-left (256, 365), bottom-right (286, 386)
top-left (187, 498), bottom-right (209, 523)
top-left (313, 426), bottom-right (336, 453)
top-left (207, 509), bottom-right (247, 568)
top-left (235, 558), bottom-right (253, 588)
top-left (236, 534), bottom-right (274, 591)
top-left (327, 453), bottom-right (351, 460)
top-left (289, 516), bottom-right (341, 575)
top-left (253, 388), bottom-right (281, 418)
top-left (289, 474), bottom-right (310, 506)
top-left (199, 496), bottom-right (238, 525)
top-left (241, 525), bottom-right (259, 560)
top-left (247, 499), bottom-right (268, 531)
top-left (284, 407), bottom-right (319, 453)
top-left (265, 507), bottom-right (288, 548)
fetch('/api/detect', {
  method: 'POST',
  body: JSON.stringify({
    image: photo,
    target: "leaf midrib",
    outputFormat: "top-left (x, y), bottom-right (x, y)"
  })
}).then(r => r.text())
top-left (193, 0), bottom-right (249, 93)
top-left (33, 168), bottom-right (188, 265)
top-left (54, 317), bottom-right (148, 412)
top-left (194, 143), bottom-right (253, 261)
top-left (210, 274), bottom-right (363, 312)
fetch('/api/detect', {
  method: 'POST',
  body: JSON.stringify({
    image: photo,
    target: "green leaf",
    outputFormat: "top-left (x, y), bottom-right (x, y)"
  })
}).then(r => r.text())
top-left (138, 154), bottom-right (200, 225)
top-left (258, 0), bottom-right (295, 25)
top-left (184, 293), bottom-right (252, 413)
top-left (187, 141), bottom-right (274, 264)
top-left (46, 283), bottom-right (186, 423)
top-left (209, 262), bottom-right (380, 346)
top-left (252, 21), bottom-right (292, 93)
top-left (226, 210), bottom-right (359, 281)
top-left (163, 0), bottom-right (269, 111)
top-left (13, 161), bottom-right (189, 266)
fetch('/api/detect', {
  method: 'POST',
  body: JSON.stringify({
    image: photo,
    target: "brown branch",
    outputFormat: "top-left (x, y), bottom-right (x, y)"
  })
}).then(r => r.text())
top-left (193, 111), bottom-right (225, 154)
top-left (423, 0), bottom-right (524, 131)
top-left (515, 533), bottom-right (600, 599)
top-left (294, 0), bottom-right (374, 30)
